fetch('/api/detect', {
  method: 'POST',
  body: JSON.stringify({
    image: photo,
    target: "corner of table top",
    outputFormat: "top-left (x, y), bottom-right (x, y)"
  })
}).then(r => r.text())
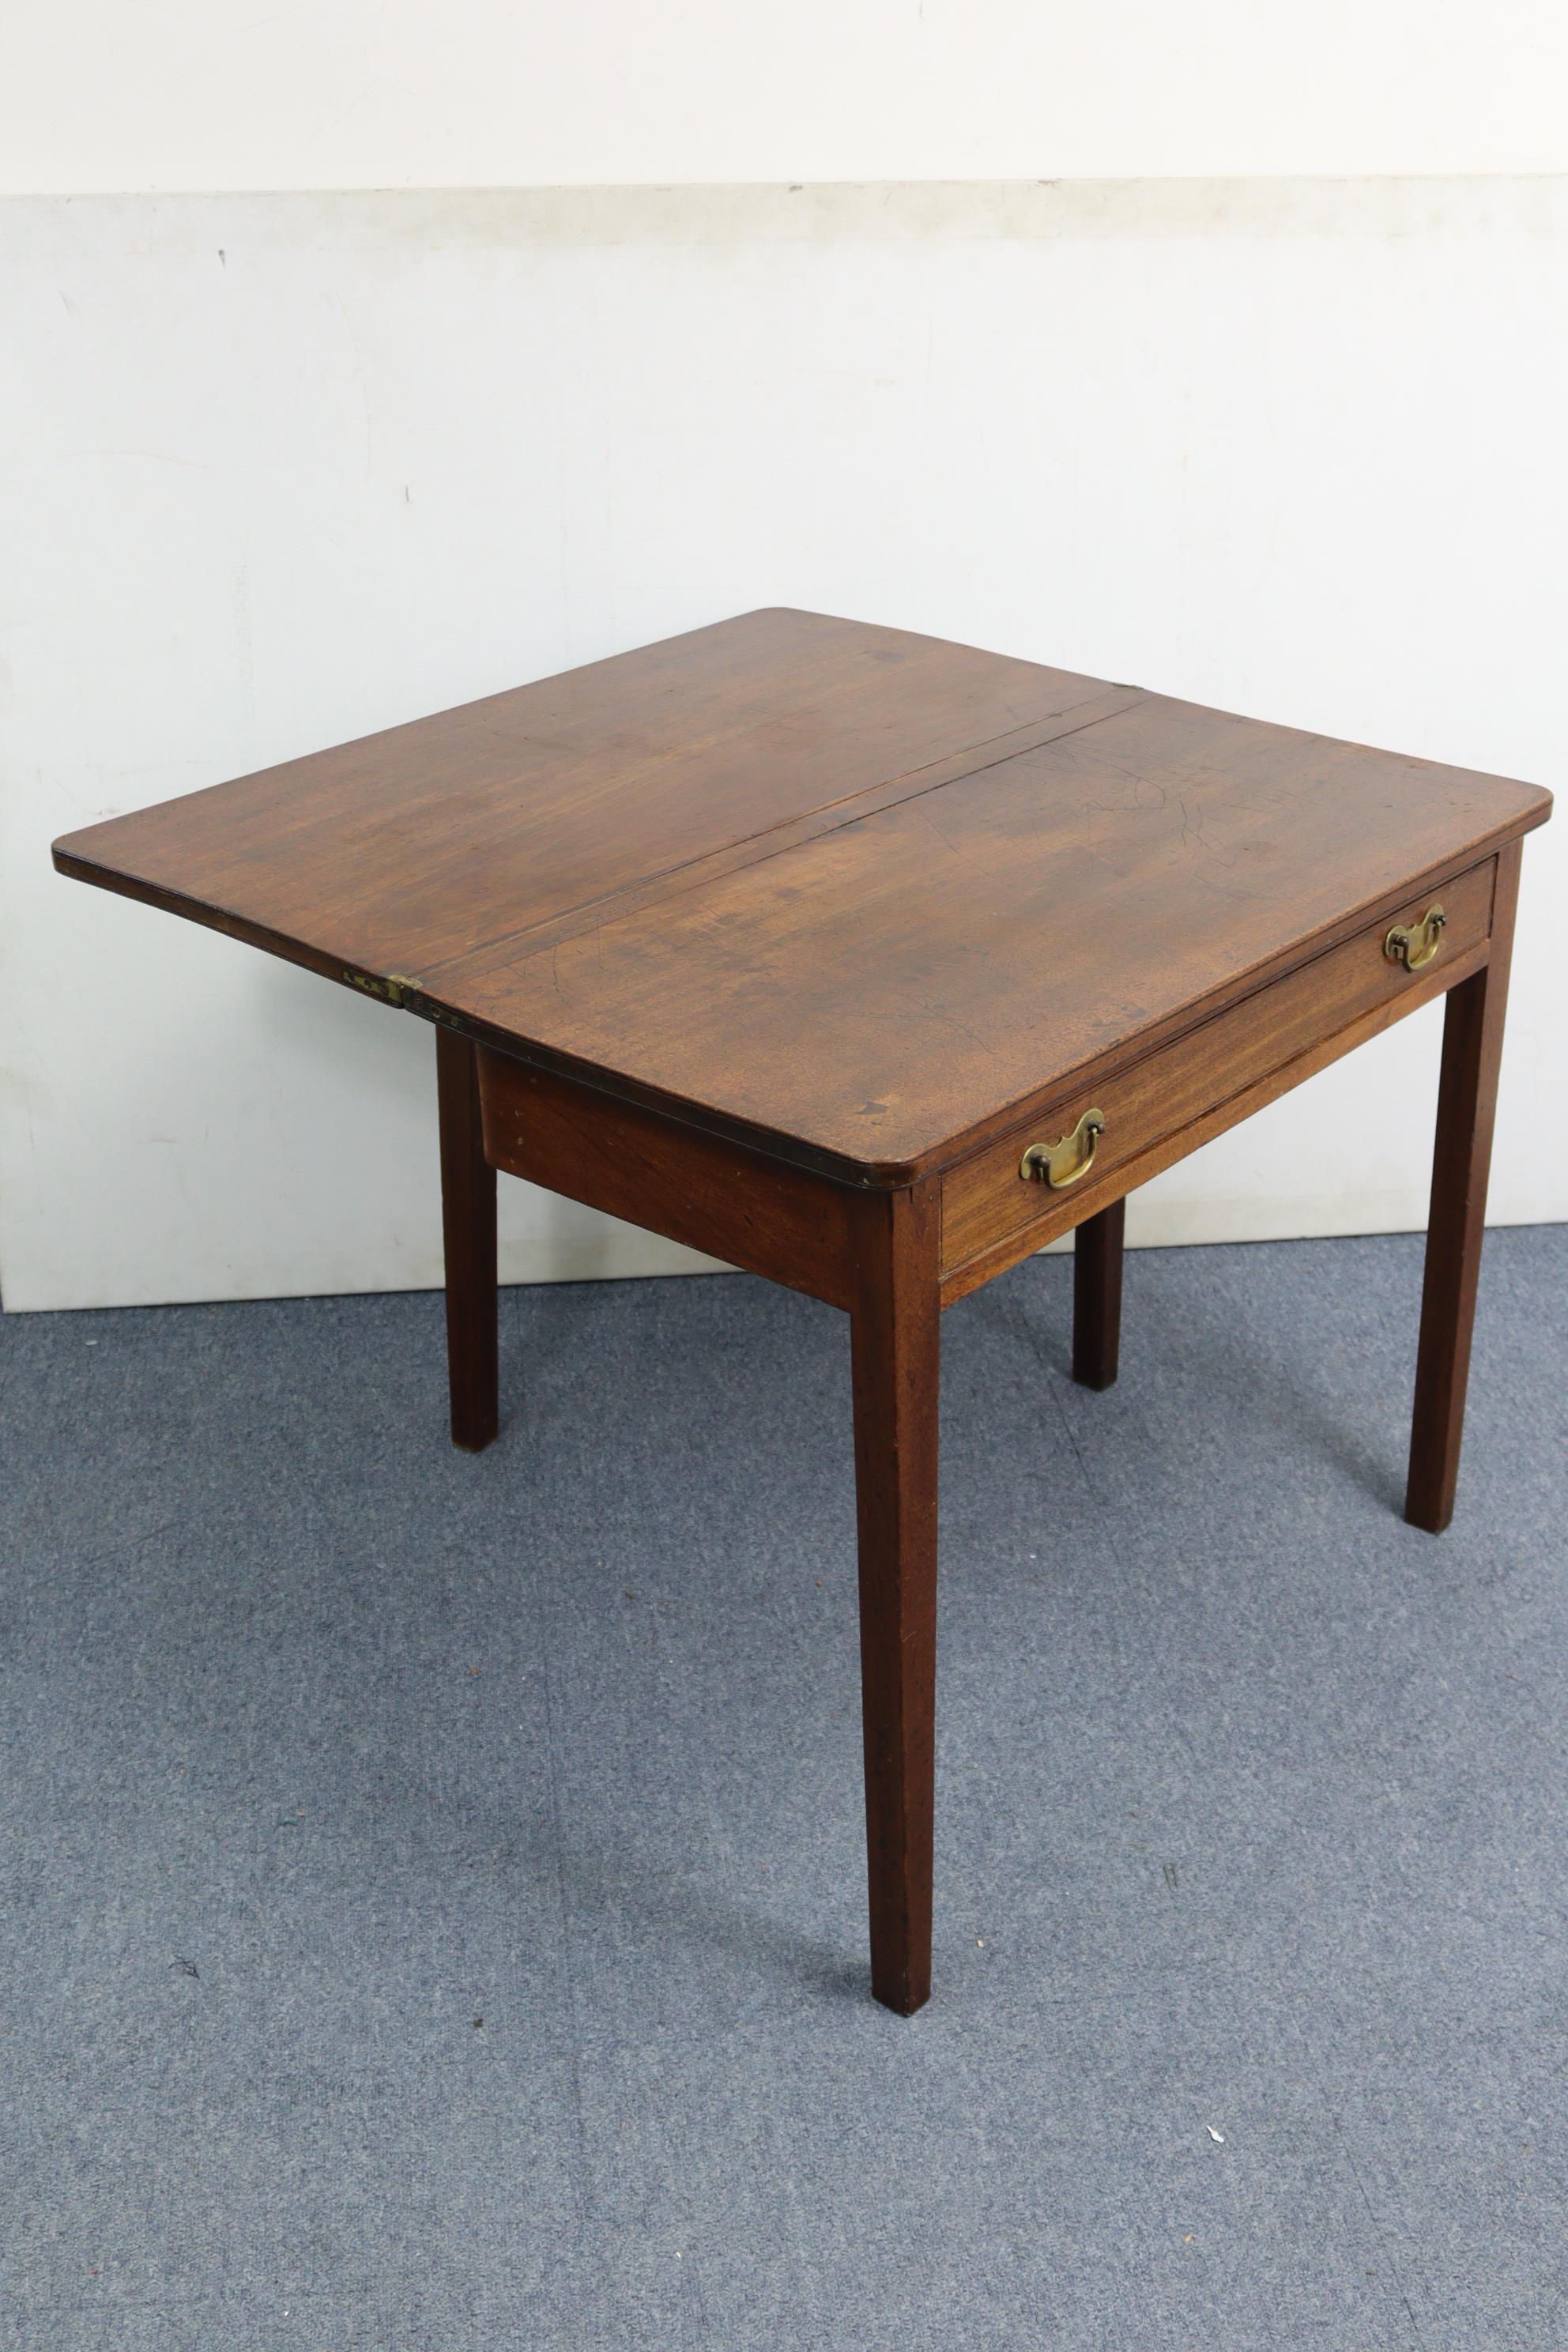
top-left (1513, 780), bottom-right (1555, 832)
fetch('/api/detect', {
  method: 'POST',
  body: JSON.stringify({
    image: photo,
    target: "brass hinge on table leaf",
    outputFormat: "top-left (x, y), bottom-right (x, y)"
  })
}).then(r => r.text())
top-left (342, 971), bottom-right (470, 1034)
top-left (344, 970), bottom-right (422, 1008)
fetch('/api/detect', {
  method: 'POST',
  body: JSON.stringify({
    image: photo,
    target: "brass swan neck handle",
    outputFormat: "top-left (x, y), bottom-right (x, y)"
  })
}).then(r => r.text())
top-left (1020, 1107), bottom-right (1105, 1189)
top-left (1384, 904), bottom-right (1446, 973)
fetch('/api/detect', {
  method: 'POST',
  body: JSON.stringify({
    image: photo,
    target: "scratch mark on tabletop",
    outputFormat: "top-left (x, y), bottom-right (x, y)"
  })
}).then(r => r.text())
top-left (918, 803), bottom-right (965, 857)
top-left (922, 1000), bottom-right (997, 1062)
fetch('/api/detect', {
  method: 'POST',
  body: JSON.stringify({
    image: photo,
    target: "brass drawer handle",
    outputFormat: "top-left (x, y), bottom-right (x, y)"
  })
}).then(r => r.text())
top-left (1385, 904), bottom-right (1446, 973)
top-left (1020, 1107), bottom-right (1105, 1189)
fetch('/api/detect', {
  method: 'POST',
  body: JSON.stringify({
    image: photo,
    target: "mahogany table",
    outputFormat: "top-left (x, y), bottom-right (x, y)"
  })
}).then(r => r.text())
top-left (55, 609), bottom-right (1551, 2015)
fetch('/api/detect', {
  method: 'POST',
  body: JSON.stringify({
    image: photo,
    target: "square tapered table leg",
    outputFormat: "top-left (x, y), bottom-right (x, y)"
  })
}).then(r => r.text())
top-left (1073, 1197), bottom-right (1126, 1392)
top-left (436, 1027), bottom-right (499, 1453)
top-left (850, 1182), bottom-right (941, 2015)
top-left (1405, 841), bottom-right (1521, 1533)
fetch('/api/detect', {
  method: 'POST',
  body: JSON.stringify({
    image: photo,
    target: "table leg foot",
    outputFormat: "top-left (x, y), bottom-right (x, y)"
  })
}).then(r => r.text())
top-left (436, 1028), bottom-right (499, 1453)
top-left (1073, 1197), bottom-right (1125, 1390)
top-left (850, 1182), bottom-right (940, 2015)
top-left (1404, 843), bottom-right (1521, 1533)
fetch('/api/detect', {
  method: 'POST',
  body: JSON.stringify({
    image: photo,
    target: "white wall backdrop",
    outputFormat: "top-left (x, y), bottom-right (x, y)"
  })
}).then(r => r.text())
top-left (2, 179), bottom-right (1565, 1310)
top-left (6, 2), bottom-right (1568, 190)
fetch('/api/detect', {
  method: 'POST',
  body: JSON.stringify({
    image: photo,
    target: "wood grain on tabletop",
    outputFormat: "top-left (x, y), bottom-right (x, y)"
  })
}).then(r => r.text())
top-left (54, 609), bottom-right (1551, 1179)
top-left (52, 609), bottom-right (1118, 978)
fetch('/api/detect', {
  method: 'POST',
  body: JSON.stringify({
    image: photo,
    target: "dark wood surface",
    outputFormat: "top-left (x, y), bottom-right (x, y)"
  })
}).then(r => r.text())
top-left (1073, 1200), bottom-right (1125, 1392)
top-left (52, 607), bottom-right (1125, 1009)
top-left (1405, 841), bottom-right (1523, 1532)
top-left (850, 1181), bottom-right (941, 2015)
top-left (54, 608), bottom-right (1550, 1184)
top-left (477, 1046), bottom-right (858, 1310)
top-left (435, 1030), bottom-right (499, 1453)
top-left (939, 855), bottom-right (1497, 1287)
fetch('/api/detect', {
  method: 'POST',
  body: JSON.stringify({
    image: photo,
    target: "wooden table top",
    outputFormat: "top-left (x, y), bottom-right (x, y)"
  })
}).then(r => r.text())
top-left (56, 607), bottom-right (1550, 1182)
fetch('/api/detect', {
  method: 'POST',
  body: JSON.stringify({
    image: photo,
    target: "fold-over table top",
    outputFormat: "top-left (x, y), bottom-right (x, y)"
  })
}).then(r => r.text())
top-left (55, 607), bottom-right (1551, 1182)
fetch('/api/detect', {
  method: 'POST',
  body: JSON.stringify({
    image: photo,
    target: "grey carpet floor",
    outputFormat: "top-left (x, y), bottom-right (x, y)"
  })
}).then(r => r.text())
top-left (2, 1230), bottom-right (1566, 2352)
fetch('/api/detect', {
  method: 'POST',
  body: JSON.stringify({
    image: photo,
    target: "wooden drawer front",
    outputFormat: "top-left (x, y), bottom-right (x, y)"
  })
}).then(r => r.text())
top-left (942, 857), bottom-right (1495, 1280)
